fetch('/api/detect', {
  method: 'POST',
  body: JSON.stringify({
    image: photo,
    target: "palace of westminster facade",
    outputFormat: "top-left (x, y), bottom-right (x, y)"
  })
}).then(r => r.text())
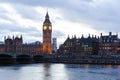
top-left (58, 32), bottom-right (120, 55)
top-left (0, 12), bottom-right (120, 56)
top-left (0, 12), bottom-right (53, 54)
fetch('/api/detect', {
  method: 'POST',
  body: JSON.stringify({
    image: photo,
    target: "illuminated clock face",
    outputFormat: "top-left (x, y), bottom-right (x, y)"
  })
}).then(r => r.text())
top-left (49, 26), bottom-right (51, 30)
top-left (44, 26), bottom-right (47, 30)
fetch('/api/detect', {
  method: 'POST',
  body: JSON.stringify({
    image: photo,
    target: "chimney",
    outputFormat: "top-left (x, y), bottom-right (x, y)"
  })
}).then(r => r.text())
top-left (109, 32), bottom-right (112, 36)
top-left (100, 33), bottom-right (102, 37)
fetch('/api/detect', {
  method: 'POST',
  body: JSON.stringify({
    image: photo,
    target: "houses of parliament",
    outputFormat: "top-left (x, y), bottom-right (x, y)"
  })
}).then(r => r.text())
top-left (0, 12), bottom-right (53, 54)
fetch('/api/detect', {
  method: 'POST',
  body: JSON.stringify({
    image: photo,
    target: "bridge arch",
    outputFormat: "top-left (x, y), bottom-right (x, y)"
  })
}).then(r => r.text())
top-left (0, 54), bottom-right (14, 65)
top-left (33, 55), bottom-right (44, 63)
top-left (0, 54), bottom-right (13, 57)
top-left (16, 54), bottom-right (32, 64)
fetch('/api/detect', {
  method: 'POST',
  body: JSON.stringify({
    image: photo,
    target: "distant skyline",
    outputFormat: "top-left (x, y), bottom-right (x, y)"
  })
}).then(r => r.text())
top-left (0, 0), bottom-right (120, 46)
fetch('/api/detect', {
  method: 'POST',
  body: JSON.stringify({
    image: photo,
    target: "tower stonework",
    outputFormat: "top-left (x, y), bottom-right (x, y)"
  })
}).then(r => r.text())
top-left (43, 12), bottom-right (52, 54)
top-left (5, 36), bottom-right (23, 53)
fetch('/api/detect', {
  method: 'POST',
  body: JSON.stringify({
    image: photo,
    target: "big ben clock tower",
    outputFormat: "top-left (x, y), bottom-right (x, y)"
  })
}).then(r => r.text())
top-left (43, 12), bottom-right (52, 54)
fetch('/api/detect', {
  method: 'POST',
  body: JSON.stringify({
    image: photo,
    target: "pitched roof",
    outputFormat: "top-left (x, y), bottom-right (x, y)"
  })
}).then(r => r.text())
top-left (44, 12), bottom-right (51, 24)
top-left (101, 35), bottom-right (118, 42)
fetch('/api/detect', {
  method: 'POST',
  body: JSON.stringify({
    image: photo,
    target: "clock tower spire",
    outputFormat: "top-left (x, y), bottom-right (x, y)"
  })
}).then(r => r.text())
top-left (43, 12), bottom-right (52, 54)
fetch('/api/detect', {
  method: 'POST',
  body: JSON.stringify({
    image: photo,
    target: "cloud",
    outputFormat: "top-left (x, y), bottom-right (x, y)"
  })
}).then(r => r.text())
top-left (55, 0), bottom-right (120, 33)
top-left (0, 23), bottom-right (38, 33)
top-left (2, 0), bottom-right (120, 32)
top-left (0, 0), bottom-right (68, 7)
top-left (11, 4), bottom-right (43, 20)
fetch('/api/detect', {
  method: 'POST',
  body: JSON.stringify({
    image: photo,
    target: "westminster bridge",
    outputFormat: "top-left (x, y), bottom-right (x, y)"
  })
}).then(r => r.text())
top-left (1, 52), bottom-right (120, 65)
top-left (0, 52), bottom-right (52, 65)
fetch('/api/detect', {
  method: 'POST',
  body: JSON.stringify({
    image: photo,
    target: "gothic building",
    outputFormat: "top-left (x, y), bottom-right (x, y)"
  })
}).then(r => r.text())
top-left (5, 35), bottom-right (23, 53)
top-left (99, 32), bottom-right (120, 55)
top-left (58, 34), bottom-right (99, 55)
top-left (0, 12), bottom-right (52, 54)
top-left (52, 38), bottom-right (57, 53)
top-left (58, 32), bottom-right (120, 56)
top-left (0, 36), bottom-right (43, 54)
top-left (43, 12), bottom-right (52, 54)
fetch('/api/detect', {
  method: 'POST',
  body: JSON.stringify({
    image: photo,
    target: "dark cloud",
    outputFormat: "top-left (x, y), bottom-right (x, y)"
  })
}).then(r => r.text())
top-left (0, 23), bottom-right (39, 34)
top-left (0, 0), bottom-right (60, 7)
top-left (0, 23), bottom-right (43, 42)
top-left (12, 4), bottom-right (43, 20)
top-left (54, 0), bottom-right (120, 32)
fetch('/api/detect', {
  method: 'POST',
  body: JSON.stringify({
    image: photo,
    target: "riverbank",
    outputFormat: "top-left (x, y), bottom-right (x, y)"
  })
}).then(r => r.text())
top-left (1, 55), bottom-right (120, 65)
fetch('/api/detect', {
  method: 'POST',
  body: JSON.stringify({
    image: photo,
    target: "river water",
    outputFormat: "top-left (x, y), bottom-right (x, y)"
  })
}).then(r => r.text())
top-left (0, 63), bottom-right (120, 80)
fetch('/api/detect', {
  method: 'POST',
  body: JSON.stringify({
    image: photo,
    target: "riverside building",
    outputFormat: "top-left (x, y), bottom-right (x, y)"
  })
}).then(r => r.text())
top-left (0, 12), bottom-right (52, 54)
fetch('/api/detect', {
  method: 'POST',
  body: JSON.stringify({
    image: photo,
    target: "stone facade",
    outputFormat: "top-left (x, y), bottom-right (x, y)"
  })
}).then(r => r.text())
top-left (43, 12), bottom-right (52, 54)
top-left (0, 36), bottom-right (42, 54)
top-left (52, 38), bottom-right (57, 53)
top-left (58, 32), bottom-right (120, 56)
top-left (58, 35), bottom-right (99, 55)
top-left (99, 32), bottom-right (120, 55)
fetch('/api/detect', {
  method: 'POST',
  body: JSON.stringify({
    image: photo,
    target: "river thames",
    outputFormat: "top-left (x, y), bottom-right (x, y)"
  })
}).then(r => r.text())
top-left (0, 63), bottom-right (120, 80)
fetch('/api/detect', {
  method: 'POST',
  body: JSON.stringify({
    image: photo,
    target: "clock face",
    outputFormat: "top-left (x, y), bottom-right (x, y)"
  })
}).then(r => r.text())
top-left (49, 26), bottom-right (51, 30)
top-left (44, 26), bottom-right (47, 30)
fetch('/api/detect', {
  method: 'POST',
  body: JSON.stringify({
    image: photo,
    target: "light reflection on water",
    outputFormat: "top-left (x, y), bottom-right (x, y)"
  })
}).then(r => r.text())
top-left (0, 64), bottom-right (120, 80)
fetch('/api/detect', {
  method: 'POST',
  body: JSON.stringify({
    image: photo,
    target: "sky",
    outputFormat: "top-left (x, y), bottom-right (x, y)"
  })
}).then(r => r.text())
top-left (0, 0), bottom-right (120, 47)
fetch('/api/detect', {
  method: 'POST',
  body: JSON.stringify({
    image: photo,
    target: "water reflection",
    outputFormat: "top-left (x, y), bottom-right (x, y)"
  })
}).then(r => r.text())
top-left (64, 64), bottom-right (120, 80)
top-left (43, 63), bottom-right (69, 80)
top-left (0, 64), bottom-right (120, 80)
top-left (43, 63), bottom-right (51, 80)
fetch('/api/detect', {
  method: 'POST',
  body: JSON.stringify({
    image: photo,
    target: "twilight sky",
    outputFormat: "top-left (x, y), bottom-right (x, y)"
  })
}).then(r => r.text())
top-left (0, 0), bottom-right (120, 46)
